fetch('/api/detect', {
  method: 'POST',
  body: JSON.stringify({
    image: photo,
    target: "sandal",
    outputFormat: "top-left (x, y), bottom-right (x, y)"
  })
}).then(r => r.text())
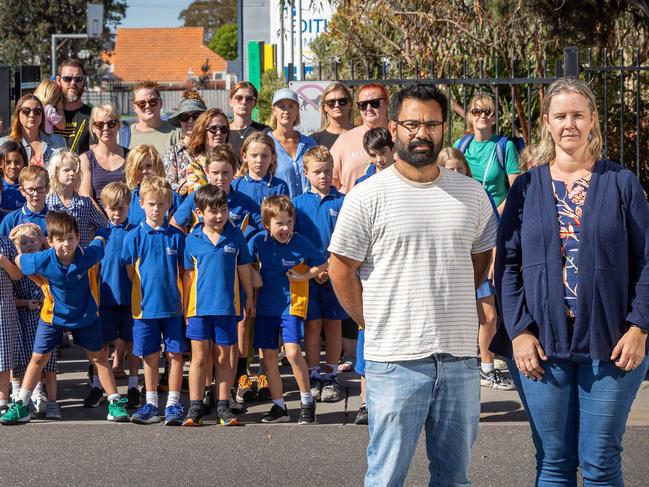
top-left (338, 356), bottom-right (355, 373)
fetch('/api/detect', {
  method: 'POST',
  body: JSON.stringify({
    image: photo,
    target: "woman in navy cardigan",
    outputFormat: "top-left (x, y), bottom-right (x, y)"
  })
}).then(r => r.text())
top-left (495, 77), bottom-right (649, 487)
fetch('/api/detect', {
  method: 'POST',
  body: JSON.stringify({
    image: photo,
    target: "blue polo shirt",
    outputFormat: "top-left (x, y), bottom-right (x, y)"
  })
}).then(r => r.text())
top-left (1, 180), bottom-right (26, 214)
top-left (232, 173), bottom-right (290, 206)
top-left (173, 186), bottom-right (263, 240)
top-left (121, 222), bottom-right (185, 319)
top-left (96, 221), bottom-right (136, 307)
top-left (355, 164), bottom-right (376, 185)
top-left (127, 186), bottom-right (183, 226)
top-left (0, 204), bottom-right (48, 236)
top-left (184, 222), bottom-right (252, 318)
top-left (248, 231), bottom-right (326, 318)
top-left (18, 239), bottom-right (104, 328)
top-left (293, 187), bottom-right (345, 254)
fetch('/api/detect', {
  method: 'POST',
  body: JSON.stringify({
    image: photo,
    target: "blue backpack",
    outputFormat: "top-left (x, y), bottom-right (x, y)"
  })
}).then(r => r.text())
top-left (457, 134), bottom-right (525, 187)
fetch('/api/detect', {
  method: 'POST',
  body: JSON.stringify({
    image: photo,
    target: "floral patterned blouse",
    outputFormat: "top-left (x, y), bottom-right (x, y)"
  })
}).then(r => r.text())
top-left (552, 176), bottom-right (590, 318)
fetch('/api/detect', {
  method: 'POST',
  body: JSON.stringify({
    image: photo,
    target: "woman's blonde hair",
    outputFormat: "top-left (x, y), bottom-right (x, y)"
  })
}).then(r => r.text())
top-left (186, 108), bottom-right (229, 157)
top-left (319, 82), bottom-right (353, 130)
top-left (535, 78), bottom-right (602, 165)
top-left (466, 93), bottom-right (496, 134)
top-left (270, 99), bottom-right (300, 129)
top-left (237, 132), bottom-right (277, 177)
top-left (48, 149), bottom-right (82, 195)
top-left (34, 80), bottom-right (62, 107)
top-left (90, 103), bottom-right (120, 127)
top-left (437, 147), bottom-right (472, 177)
top-left (124, 144), bottom-right (163, 190)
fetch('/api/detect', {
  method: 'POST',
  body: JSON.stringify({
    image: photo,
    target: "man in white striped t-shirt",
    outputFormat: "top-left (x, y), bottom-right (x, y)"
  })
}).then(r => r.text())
top-left (329, 84), bottom-right (497, 487)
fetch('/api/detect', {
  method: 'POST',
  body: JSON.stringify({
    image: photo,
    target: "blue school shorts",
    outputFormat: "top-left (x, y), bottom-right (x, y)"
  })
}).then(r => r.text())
top-left (254, 315), bottom-right (303, 350)
top-left (33, 319), bottom-right (103, 354)
top-left (306, 280), bottom-right (349, 321)
top-left (132, 317), bottom-right (188, 357)
top-left (476, 278), bottom-right (496, 300)
top-left (186, 315), bottom-right (238, 346)
top-left (354, 328), bottom-right (365, 376)
top-left (100, 306), bottom-right (134, 343)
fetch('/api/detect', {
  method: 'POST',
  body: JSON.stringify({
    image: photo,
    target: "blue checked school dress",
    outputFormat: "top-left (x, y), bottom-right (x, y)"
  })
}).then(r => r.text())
top-left (0, 236), bottom-right (20, 372)
top-left (46, 193), bottom-right (108, 247)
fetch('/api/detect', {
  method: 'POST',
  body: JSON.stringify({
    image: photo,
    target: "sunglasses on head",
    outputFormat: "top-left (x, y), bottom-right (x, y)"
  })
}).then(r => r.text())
top-left (178, 112), bottom-right (202, 123)
top-left (233, 95), bottom-right (256, 103)
top-left (357, 98), bottom-right (384, 111)
top-left (206, 124), bottom-right (230, 135)
top-left (60, 75), bottom-right (85, 84)
top-left (93, 119), bottom-right (119, 130)
top-left (470, 107), bottom-right (494, 117)
top-left (324, 98), bottom-right (349, 108)
top-left (20, 107), bottom-right (43, 116)
top-left (133, 98), bottom-right (159, 109)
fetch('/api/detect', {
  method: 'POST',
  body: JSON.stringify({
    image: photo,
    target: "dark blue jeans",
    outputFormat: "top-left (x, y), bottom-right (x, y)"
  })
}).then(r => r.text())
top-left (508, 357), bottom-right (649, 486)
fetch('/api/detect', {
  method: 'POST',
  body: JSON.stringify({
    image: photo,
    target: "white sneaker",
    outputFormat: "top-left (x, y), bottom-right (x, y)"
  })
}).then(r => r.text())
top-left (32, 393), bottom-right (48, 414)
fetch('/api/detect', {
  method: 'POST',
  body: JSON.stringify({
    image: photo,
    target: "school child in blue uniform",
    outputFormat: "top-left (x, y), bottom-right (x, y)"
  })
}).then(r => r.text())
top-left (0, 166), bottom-right (50, 237)
top-left (354, 127), bottom-right (395, 185)
top-left (0, 140), bottom-right (27, 217)
top-left (248, 195), bottom-right (327, 424)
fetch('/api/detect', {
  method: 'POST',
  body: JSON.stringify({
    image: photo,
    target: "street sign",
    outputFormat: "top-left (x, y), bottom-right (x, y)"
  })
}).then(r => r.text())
top-left (87, 3), bottom-right (104, 38)
top-left (289, 80), bottom-right (331, 135)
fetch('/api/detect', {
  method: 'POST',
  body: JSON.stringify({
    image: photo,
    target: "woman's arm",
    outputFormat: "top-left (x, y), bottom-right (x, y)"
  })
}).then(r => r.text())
top-left (79, 152), bottom-right (94, 198)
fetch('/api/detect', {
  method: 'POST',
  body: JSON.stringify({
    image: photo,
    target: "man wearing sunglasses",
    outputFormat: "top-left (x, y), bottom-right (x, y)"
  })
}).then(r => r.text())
top-left (54, 58), bottom-right (93, 155)
top-left (330, 83), bottom-right (389, 194)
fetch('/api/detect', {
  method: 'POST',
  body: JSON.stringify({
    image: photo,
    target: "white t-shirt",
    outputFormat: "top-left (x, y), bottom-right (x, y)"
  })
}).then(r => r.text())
top-left (328, 165), bottom-right (497, 361)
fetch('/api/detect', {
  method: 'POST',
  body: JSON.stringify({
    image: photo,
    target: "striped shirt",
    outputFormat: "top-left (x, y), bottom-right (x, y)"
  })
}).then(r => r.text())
top-left (328, 165), bottom-right (497, 361)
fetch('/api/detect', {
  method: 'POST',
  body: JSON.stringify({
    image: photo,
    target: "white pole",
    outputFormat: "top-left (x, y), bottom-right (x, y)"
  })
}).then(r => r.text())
top-left (277, 1), bottom-right (284, 80)
top-left (296, 0), bottom-right (303, 80)
top-left (288, 0), bottom-right (294, 80)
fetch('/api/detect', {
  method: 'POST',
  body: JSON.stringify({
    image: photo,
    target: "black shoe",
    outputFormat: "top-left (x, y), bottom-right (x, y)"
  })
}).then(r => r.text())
top-left (126, 387), bottom-right (141, 409)
top-left (298, 401), bottom-right (317, 425)
top-left (354, 404), bottom-right (368, 425)
top-left (83, 387), bottom-right (105, 408)
top-left (201, 387), bottom-right (215, 415)
top-left (260, 404), bottom-right (290, 423)
top-left (182, 404), bottom-right (204, 427)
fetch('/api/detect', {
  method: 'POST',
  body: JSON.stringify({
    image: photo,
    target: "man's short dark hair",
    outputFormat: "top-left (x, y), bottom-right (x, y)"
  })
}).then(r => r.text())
top-left (389, 84), bottom-right (448, 122)
top-left (46, 211), bottom-right (79, 239)
top-left (363, 127), bottom-right (394, 153)
top-left (194, 184), bottom-right (228, 212)
top-left (58, 58), bottom-right (86, 76)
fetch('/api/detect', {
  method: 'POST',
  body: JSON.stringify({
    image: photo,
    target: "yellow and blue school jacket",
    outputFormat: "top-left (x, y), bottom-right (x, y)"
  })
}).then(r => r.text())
top-left (293, 187), bottom-right (345, 255)
top-left (183, 222), bottom-right (253, 318)
top-left (95, 221), bottom-right (136, 307)
top-left (248, 231), bottom-right (326, 319)
top-left (18, 239), bottom-right (104, 329)
top-left (231, 173), bottom-right (290, 206)
top-left (127, 186), bottom-right (183, 226)
top-left (120, 222), bottom-right (185, 319)
top-left (173, 186), bottom-right (262, 240)
top-left (0, 204), bottom-right (48, 236)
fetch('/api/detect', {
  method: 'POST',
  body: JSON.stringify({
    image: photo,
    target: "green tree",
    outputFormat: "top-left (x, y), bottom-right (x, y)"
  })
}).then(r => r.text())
top-left (208, 23), bottom-right (238, 60)
top-left (0, 0), bottom-right (126, 81)
top-left (179, 0), bottom-right (237, 42)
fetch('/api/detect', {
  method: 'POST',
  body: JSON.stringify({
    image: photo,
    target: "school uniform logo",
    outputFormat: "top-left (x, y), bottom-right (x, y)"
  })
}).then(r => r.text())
top-left (224, 245), bottom-right (237, 254)
top-left (166, 247), bottom-right (178, 255)
top-left (282, 259), bottom-right (296, 267)
top-left (328, 209), bottom-right (339, 218)
top-left (229, 212), bottom-right (242, 222)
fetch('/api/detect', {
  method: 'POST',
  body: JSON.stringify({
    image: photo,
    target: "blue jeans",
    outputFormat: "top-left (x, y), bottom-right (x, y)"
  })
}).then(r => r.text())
top-left (364, 354), bottom-right (480, 487)
top-left (508, 357), bottom-right (649, 487)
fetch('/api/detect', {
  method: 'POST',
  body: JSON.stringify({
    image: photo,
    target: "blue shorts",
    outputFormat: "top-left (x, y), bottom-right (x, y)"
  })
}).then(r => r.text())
top-left (355, 328), bottom-right (365, 376)
top-left (132, 316), bottom-right (188, 357)
top-left (306, 280), bottom-right (349, 321)
top-left (33, 319), bottom-right (103, 354)
top-left (254, 315), bottom-right (303, 350)
top-left (100, 306), bottom-right (134, 343)
top-left (476, 278), bottom-right (496, 300)
top-left (186, 315), bottom-right (238, 345)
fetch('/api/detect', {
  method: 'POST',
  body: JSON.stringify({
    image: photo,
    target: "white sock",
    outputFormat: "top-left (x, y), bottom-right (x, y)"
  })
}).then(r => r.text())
top-left (33, 381), bottom-right (43, 395)
top-left (481, 362), bottom-right (495, 374)
top-left (300, 391), bottom-right (313, 404)
top-left (11, 380), bottom-right (20, 396)
top-left (92, 375), bottom-right (102, 389)
top-left (145, 391), bottom-right (158, 408)
top-left (272, 398), bottom-right (285, 409)
top-left (107, 393), bottom-right (120, 403)
top-left (0, 399), bottom-right (7, 407)
top-left (18, 388), bottom-right (32, 405)
top-left (166, 391), bottom-right (180, 408)
top-left (128, 375), bottom-right (139, 389)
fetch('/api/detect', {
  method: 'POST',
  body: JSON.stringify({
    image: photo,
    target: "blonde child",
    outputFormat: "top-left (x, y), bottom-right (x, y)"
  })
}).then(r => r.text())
top-left (232, 132), bottom-right (289, 206)
top-left (437, 147), bottom-right (473, 177)
top-left (33, 80), bottom-right (66, 135)
top-left (518, 144), bottom-right (539, 172)
top-left (125, 144), bottom-right (182, 225)
top-left (46, 150), bottom-right (107, 247)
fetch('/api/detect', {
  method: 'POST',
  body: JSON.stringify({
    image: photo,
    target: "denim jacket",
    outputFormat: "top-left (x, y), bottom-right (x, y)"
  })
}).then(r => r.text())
top-left (0, 131), bottom-right (66, 168)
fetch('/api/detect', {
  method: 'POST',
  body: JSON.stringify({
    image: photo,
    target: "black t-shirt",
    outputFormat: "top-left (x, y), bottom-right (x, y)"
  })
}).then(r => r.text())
top-left (54, 103), bottom-right (93, 154)
top-left (311, 130), bottom-right (340, 150)
top-left (229, 121), bottom-right (270, 159)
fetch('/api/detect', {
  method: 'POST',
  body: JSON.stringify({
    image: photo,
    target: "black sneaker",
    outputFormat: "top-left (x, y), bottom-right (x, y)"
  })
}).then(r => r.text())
top-left (182, 404), bottom-right (204, 427)
top-left (201, 387), bottom-right (215, 415)
top-left (83, 387), bottom-right (105, 408)
top-left (217, 406), bottom-right (240, 426)
top-left (260, 404), bottom-right (290, 423)
top-left (354, 404), bottom-right (368, 425)
top-left (126, 387), bottom-right (141, 409)
top-left (298, 401), bottom-right (317, 424)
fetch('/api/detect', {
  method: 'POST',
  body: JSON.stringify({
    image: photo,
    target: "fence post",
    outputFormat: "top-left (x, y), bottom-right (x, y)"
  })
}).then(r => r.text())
top-left (563, 47), bottom-right (579, 77)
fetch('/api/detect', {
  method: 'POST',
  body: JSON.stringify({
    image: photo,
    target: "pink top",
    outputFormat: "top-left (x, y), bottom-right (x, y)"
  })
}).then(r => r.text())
top-left (43, 104), bottom-right (64, 135)
top-left (330, 125), bottom-right (371, 194)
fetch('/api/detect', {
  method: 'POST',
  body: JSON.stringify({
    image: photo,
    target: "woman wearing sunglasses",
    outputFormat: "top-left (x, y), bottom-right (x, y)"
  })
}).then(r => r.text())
top-left (312, 82), bottom-right (355, 150)
top-left (163, 91), bottom-right (207, 195)
top-left (79, 104), bottom-right (128, 207)
top-left (0, 95), bottom-right (66, 168)
top-left (184, 108), bottom-right (231, 194)
top-left (228, 81), bottom-right (270, 161)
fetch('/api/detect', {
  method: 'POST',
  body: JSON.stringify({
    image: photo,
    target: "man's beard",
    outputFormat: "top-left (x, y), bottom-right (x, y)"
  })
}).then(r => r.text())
top-left (64, 89), bottom-right (81, 103)
top-left (395, 137), bottom-right (442, 167)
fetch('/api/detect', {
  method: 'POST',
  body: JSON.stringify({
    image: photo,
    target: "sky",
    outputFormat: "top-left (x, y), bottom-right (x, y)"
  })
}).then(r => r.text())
top-left (118, 0), bottom-right (192, 29)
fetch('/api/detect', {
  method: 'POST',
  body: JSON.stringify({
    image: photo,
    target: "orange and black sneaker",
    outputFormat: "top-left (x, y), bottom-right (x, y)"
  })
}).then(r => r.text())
top-left (256, 374), bottom-right (271, 401)
top-left (181, 404), bottom-right (204, 427)
top-left (217, 405), bottom-right (240, 426)
top-left (236, 374), bottom-right (256, 403)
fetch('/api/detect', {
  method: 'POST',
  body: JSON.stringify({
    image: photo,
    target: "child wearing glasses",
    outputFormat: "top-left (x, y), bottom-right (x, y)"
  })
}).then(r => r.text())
top-left (0, 165), bottom-right (50, 237)
top-left (33, 80), bottom-right (66, 136)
